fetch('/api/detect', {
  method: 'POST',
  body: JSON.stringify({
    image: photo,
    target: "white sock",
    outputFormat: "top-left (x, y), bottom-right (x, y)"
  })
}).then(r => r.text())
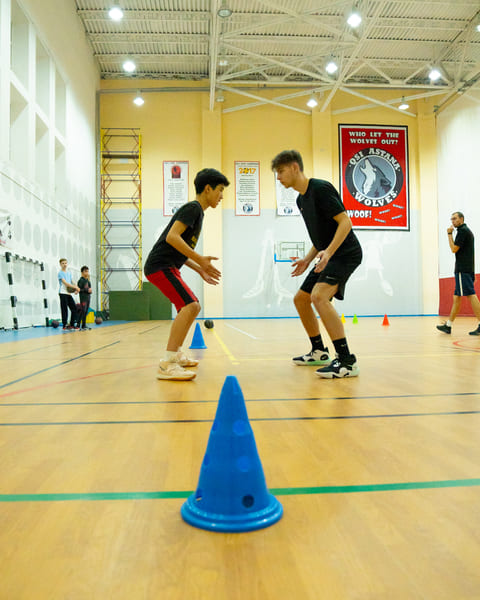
top-left (164, 350), bottom-right (177, 362)
top-left (447, 320), bottom-right (452, 327)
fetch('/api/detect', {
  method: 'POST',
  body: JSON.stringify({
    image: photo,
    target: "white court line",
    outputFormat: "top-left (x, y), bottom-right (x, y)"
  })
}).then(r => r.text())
top-left (225, 323), bottom-right (259, 340)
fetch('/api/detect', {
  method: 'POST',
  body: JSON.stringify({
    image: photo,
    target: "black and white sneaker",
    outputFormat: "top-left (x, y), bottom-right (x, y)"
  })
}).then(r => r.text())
top-left (469, 325), bottom-right (480, 336)
top-left (292, 349), bottom-right (330, 366)
top-left (316, 355), bottom-right (359, 379)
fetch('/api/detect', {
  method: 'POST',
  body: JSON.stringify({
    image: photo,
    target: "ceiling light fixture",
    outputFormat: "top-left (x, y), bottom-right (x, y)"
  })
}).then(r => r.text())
top-left (108, 5), bottom-right (124, 21)
top-left (325, 59), bottom-right (338, 75)
top-left (133, 92), bottom-right (144, 106)
top-left (123, 60), bottom-right (136, 73)
top-left (219, 58), bottom-right (229, 66)
top-left (217, 1), bottom-right (232, 18)
top-left (399, 97), bottom-right (409, 110)
top-left (476, 22), bottom-right (480, 32)
top-left (216, 94), bottom-right (225, 103)
top-left (307, 97), bottom-right (318, 108)
top-left (428, 67), bottom-right (442, 82)
top-left (347, 8), bottom-right (362, 28)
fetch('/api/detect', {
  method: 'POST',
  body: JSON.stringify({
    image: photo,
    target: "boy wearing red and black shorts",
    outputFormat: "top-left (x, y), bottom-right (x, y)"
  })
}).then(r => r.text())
top-left (144, 168), bottom-right (229, 380)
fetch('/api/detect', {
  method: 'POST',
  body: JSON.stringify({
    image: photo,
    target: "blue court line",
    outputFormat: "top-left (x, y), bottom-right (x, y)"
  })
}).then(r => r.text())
top-left (1, 478), bottom-right (479, 502)
top-left (1, 409), bottom-right (480, 427)
top-left (0, 321), bottom-right (126, 344)
top-left (1, 390), bottom-right (479, 407)
top-left (0, 341), bottom-right (121, 390)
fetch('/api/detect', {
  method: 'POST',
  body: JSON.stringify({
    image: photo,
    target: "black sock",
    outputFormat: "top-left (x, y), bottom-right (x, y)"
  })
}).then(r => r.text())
top-left (333, 338), bottom-right (352, 362)
top-left (310, 334), bottom-right (326, 352)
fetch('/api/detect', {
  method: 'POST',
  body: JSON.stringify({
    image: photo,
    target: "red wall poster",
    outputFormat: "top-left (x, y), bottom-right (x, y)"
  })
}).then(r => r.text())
top-left (339, 124), bottom-right (409, 230)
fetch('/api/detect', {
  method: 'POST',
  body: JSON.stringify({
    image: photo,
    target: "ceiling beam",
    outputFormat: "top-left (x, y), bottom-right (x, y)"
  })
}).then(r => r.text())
top-left (320, 0), bottom-right (388, 112)
top-left (216, 84), bottom-right (310, 114)
top-left (209, 0), bottom-right (221, 110)
top-left (221, 86), bottom-right (332, 113)
top-left (339, 86), bottom-right (417, 116)
top-left (221, 42), bottom-right (331, 83)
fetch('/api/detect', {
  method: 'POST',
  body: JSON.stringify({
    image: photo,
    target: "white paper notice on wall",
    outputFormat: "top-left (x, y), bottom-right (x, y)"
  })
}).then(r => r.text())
top-left (163, 161), bottom-right (189, 216)
top-left (275, 176), bottom-right (300, 216)
top-left (0, 208), bottom-right (12, 248)
top-left (235, 161), bottom-right (260, 216)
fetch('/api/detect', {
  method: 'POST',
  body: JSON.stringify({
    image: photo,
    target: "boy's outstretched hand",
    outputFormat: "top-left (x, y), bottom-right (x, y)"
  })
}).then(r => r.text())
top-left (291, 257), bottom-right (309, 277)
top-left (200, 270), bottom-right (220, 285)
top-left (198, 256), bottom-right (221, 280)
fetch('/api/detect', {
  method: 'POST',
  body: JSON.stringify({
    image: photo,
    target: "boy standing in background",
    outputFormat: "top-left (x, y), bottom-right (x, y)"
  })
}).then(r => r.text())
top-left (58, 258), bottom-right (80, 330)
top-left (77, 266), bottom-right (92, 330)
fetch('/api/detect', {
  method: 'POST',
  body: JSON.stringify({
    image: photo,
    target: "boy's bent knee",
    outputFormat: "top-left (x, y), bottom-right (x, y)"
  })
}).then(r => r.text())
top-left (185, 301), bottom-right (201, 316)
top-left (294, 290), bottom-right (311, 306)
top-left (311, 289), bottom-right (334, 307)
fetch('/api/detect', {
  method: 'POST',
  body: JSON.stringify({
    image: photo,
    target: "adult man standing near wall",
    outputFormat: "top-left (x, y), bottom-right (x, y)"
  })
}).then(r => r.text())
top-left (437, 211), bottom-right (480, 336)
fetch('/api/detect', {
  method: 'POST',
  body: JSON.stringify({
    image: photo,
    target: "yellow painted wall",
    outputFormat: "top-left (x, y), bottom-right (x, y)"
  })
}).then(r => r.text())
top-left (100, 81), bottom-right (206, 210)
top-left (99, 80), bottom-right (439, 314)
top-left (221, 104), bottom-right (312, 210)
top-left (100, 81), bottom-right (425, 213)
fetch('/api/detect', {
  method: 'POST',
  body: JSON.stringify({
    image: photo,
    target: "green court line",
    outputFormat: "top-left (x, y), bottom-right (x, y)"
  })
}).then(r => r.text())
top-left (1, 478), bottom-right (480, 502)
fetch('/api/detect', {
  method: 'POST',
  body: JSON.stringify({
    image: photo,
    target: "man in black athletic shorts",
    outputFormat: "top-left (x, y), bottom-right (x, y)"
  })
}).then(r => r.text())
top-left (271, 150), bottom-right (363, 378)
top-left (437, 211), bottom-right (480, 336)
top-left (144, 168), bottom-right (230, 380)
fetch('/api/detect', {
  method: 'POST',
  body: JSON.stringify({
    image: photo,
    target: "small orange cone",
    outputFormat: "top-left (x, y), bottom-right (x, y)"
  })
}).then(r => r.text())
top-left (382, 314), bottom-right (390, 326)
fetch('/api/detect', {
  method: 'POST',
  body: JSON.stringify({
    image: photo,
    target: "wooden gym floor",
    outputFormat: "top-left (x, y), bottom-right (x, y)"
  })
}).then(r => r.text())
top-left (0, 316), bottom-right (479, 599)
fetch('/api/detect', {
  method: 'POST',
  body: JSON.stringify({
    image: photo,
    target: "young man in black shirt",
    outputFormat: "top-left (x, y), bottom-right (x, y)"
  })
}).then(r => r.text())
top-left (271, 150), bottom-right (363, 378)
top-left (437, 211), bottom-right (480, 336)
top-left (144, 168), bottom-right (230, 380)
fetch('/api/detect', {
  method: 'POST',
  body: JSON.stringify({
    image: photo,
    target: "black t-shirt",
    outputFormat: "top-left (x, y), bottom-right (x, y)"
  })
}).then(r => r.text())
top-left (77, 277), bottom-right (91, 300)
top-left (144, 201), bottom-right (204, 274)
top-left (297, 178), bottom-right (362, 257)
top-left (454, 223), bottom-right (474, 273)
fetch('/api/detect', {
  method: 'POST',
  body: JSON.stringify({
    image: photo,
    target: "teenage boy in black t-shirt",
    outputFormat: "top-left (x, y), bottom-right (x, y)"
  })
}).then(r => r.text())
top-left (144, 168), bottom-right (230, 380)
top-left (77, 266), bottom-right (92, 330)
top-left (271, 150), bottom-right (363, 378)
top-left (436, 211), bottom-right (480, 336)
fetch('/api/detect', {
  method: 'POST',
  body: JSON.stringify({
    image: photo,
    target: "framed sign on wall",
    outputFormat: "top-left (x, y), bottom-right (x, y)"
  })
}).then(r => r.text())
top-left (339, 125), bottom-right (409, 231)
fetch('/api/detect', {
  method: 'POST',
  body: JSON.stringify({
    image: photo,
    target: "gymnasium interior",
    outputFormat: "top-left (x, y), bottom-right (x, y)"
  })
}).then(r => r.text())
top-left (1, 1), bottom-right (480, 598)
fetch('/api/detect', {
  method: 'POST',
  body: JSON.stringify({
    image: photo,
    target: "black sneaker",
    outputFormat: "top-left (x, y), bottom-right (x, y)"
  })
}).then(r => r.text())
top-left (292, 348), bottom-right (330, 366)
top-left (436, 323), bottom-right (451, 334)
top-left (469, 325), bottom-right (480, 336)
top-left (316, 355), bottom-right (359, 379)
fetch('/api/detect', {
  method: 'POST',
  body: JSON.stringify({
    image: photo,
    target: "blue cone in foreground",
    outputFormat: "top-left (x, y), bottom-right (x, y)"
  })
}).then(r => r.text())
top-left (181, 375), bottom-right (283, 532)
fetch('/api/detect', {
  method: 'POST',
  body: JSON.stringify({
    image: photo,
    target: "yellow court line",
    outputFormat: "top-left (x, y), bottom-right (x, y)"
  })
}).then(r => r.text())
top-left (212, 330), bottom-right (240, 364)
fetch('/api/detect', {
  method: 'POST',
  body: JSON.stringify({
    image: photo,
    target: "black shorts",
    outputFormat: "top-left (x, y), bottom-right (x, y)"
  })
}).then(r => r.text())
top-left (300, 250), bottom-right (362, 301)
top-left (454, 272), bottom-right (476, 297)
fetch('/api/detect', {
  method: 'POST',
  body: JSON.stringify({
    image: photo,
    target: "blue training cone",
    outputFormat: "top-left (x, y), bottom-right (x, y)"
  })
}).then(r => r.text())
top-left (189, 322), bottom-right (207, 349)
top-left (181, 376), bottom-right (283, 533)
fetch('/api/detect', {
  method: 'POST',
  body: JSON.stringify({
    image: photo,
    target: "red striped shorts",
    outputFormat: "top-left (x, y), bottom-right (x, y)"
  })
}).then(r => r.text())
top-left (146, 268), bottom-right (198, 312)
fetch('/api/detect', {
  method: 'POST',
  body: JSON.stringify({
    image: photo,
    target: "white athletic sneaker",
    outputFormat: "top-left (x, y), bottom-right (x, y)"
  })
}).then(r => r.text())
top-left (176, 350), bottom-right (199, 368)
top-left (292, 348), bottom-right (330, 366)
top-left (157, 361), bottom-right (196, 381)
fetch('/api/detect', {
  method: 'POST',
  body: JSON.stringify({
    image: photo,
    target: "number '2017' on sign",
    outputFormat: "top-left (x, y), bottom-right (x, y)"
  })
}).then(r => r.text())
top-left (238, 168), bottom-right (256, 174)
